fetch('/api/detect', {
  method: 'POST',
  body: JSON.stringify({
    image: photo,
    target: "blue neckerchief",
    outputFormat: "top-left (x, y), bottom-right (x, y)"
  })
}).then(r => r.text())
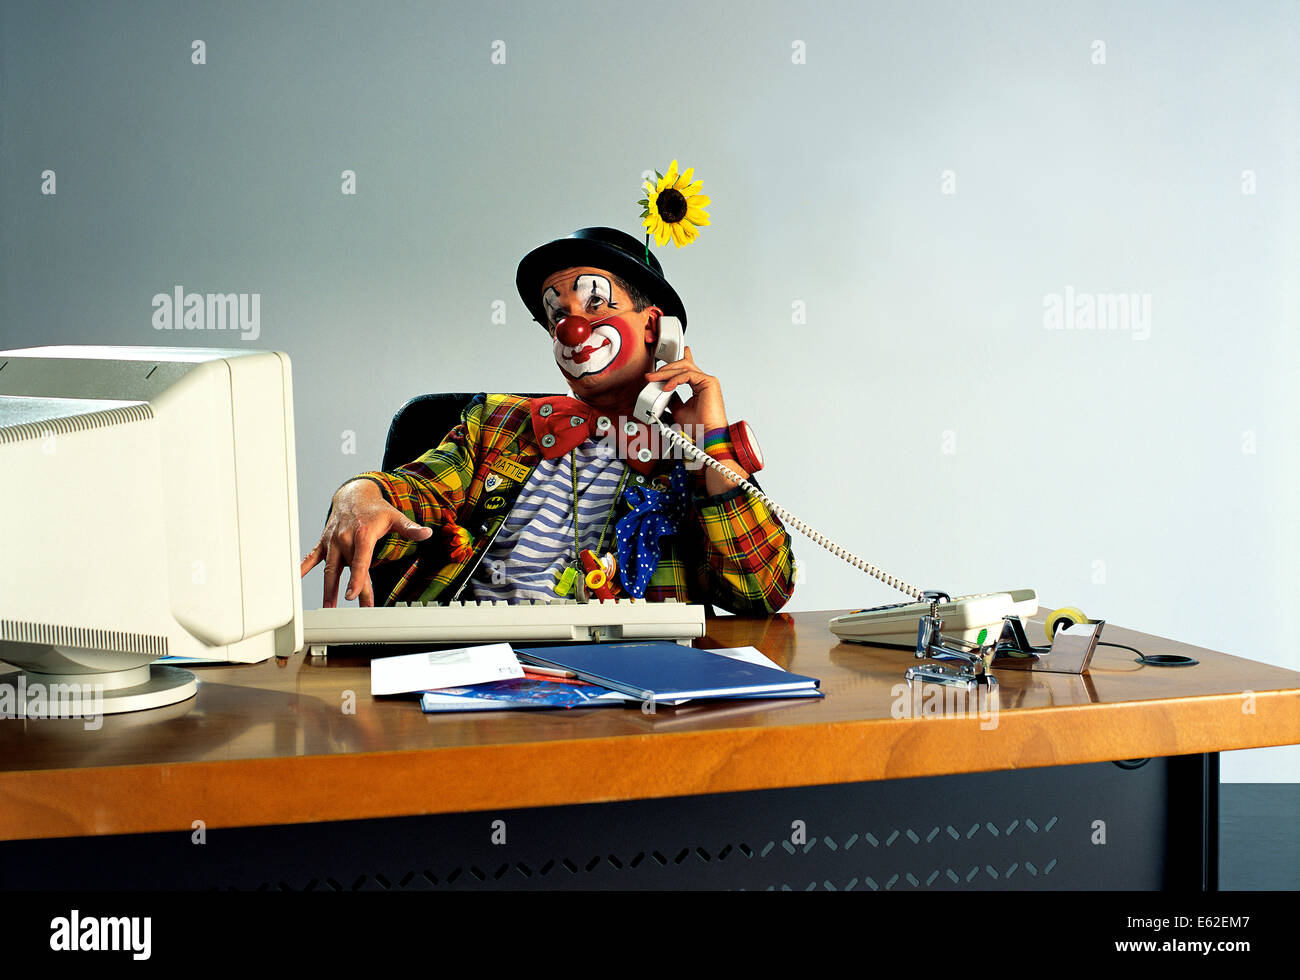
top-left (613, 463), bottom-right (689, 598)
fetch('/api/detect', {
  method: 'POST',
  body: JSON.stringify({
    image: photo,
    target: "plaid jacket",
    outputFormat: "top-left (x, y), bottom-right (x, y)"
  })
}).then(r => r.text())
top-left (354, 393), bottom-right (795, 614)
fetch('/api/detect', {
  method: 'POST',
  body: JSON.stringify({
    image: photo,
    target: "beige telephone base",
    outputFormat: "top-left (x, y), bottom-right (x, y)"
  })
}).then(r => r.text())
top-left (829, 590), bottom-right (1040, 648)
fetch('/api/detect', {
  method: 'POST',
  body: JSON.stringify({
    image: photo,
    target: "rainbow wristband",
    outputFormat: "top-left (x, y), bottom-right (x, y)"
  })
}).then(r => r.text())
top-left (701, 427), bottom-right (737, 461)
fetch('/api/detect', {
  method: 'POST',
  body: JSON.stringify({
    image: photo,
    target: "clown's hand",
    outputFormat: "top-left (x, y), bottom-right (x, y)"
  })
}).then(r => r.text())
top-left (644, 345), bottom-right (728, 433)
top-left (299, 480), bottom-right (433, 607)
top-left (644, 345), bottom-right (750, 495)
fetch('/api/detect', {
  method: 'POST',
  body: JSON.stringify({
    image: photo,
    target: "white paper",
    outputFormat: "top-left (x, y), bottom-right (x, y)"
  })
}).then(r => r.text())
top-left (703, 645), bottom-right (784, 672)
top-left (370, 642), bottom-right (524, 696)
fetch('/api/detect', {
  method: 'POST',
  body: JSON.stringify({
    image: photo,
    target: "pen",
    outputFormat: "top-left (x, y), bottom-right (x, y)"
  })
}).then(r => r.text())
top-left (521, 664), bottom-right (578, 679)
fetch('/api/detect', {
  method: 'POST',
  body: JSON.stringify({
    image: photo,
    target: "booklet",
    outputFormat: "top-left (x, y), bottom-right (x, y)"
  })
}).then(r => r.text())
top-left (421, 668), bottom-right (609, 709)
top-left (513, 641), bottom-right (821, 703)
top-left (421, 675), bottom-right (617, 712)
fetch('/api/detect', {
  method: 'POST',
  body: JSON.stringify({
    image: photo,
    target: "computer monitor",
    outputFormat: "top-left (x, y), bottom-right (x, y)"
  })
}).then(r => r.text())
top-left (0, 346), bottom-right (303, 715)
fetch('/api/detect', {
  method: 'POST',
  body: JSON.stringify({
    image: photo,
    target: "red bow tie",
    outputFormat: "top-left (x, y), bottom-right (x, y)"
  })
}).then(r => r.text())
top-left (529, 395), bottom-right (663, 476)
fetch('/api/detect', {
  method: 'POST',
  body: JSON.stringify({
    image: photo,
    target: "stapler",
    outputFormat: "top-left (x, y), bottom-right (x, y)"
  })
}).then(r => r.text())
top-left (907, 600), bottom-right (1105, 690)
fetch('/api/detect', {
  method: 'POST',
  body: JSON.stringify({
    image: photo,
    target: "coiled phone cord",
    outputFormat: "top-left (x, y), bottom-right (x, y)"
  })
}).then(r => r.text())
top-left (653, 421), bottom-right (925, 601)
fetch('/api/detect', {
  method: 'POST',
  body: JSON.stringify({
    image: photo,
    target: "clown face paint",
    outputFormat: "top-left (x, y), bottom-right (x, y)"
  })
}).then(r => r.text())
top-left (542, 270), bottom-right (649, 381)
top-left (543, 274), bottom-right (613, 325)
top-left (553, 315), bottom-right (626, 378)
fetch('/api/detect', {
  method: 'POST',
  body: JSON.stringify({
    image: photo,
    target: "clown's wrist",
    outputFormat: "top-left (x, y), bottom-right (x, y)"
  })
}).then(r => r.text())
top-left (701, 427), bottom-right (737, 462)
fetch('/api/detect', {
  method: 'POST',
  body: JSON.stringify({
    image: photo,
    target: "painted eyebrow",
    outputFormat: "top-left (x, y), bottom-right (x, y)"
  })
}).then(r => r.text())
top-left (540, 278), bottom-right (616, 321)
top-left (542, 287), bottom-right (561, 318)
top-left (573, 273), bottom-right (616, 295)
top-left (571, 277), bottom-right (619, 308)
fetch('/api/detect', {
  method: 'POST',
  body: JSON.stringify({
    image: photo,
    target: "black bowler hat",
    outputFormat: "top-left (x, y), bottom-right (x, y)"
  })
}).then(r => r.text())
top-left (516, 227), bottom-right (687, 330)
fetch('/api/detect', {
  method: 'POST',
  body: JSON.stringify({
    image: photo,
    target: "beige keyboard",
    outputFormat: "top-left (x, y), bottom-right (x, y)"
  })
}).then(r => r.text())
top-left (302, 598), bottom-right (706, 654)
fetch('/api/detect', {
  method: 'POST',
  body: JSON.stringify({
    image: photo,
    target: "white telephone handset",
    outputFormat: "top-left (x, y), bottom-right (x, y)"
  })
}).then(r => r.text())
top-left (634, 315), bottom-right (686, 424)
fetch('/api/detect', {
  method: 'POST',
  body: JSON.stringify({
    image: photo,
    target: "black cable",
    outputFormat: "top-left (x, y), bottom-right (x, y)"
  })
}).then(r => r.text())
top-left (1102, 640), bottom-right (1199, 667)
top-left (1099, 641), bottom-right (1144, 657)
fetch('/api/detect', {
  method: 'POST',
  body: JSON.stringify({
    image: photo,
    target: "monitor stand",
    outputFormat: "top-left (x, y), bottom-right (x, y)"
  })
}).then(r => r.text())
top-left (2, 662), bottom-right (197, 716)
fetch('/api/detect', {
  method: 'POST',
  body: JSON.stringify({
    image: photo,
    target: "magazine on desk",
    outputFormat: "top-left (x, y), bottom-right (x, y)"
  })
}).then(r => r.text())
top-left (420, 673), bottom-right (616, 711)
top-left (418, 644), bottom-right (823, 713)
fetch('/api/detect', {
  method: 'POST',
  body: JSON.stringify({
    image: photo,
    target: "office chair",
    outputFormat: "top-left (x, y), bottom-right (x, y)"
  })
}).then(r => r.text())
top-left (371, 392), bottom-right (551, 604)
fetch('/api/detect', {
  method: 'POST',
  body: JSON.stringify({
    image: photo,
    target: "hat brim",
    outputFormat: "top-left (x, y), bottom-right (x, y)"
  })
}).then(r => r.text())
top-left (516, 238), bottom-right (687, 329)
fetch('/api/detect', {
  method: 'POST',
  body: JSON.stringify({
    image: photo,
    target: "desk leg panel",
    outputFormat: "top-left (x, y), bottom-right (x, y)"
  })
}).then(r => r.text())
top-left (0, 755), bottom-right (1216, 891)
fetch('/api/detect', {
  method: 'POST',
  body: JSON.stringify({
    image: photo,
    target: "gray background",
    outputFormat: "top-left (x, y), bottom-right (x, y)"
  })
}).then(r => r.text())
top-left (1, 0), bottom-right (1295, 783)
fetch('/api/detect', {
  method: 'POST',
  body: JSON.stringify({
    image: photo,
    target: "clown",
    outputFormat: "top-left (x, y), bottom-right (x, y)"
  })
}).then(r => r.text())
top-left (301, 227), bottom-right (794, 614)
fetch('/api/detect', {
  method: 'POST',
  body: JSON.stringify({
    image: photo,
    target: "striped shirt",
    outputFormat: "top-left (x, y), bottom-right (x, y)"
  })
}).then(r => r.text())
top-left (469, 436), bottom-right (627, 602)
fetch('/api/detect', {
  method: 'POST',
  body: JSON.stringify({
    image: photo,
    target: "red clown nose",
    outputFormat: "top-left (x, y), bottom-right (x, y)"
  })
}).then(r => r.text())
top-left (555, 315), bottom-right (592, 347)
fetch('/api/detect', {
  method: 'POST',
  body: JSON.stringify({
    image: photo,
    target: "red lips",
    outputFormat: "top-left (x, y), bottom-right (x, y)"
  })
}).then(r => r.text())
top-left (569, 338), bottom-right (612, 363)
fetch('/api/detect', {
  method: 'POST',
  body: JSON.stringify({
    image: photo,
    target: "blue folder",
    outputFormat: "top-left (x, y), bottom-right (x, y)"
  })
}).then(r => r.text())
top-left (513, 641), bottom-right (821, 703)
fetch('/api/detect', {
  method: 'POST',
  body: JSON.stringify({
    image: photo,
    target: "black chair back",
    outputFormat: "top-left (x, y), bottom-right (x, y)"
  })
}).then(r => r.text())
top-left (383, 393), bottom-right (476, 471)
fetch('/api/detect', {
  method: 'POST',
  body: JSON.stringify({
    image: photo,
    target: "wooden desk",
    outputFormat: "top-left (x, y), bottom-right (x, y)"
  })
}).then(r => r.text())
top-left (1, 609), bottom-right (1297, 890)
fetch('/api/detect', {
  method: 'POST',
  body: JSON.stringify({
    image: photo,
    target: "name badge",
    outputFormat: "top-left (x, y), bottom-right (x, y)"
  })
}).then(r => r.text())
top-left (490, 457), bottom-right (530, 483)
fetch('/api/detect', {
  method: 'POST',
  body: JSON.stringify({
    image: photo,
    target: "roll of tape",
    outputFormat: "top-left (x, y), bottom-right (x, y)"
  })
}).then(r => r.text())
top-left (1044, 606), bottom-right (1089, 643)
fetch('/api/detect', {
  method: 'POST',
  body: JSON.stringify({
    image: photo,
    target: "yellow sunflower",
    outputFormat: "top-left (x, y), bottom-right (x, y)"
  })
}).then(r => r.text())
top-left (640, 159), bottom-right (711, 248)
